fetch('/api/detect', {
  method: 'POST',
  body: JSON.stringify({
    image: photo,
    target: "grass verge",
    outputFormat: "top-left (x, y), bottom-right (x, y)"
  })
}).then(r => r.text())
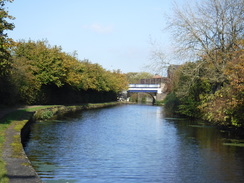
top-left (0, 106), bottom-right (57, 182)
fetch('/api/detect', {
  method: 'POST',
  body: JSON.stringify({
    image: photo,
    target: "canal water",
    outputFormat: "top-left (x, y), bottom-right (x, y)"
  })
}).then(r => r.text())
top-left (25, 105), bottom-right (244, 183)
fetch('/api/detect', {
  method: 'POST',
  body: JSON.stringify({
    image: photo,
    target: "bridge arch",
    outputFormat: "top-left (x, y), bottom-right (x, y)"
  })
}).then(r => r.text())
top-left (127, 84), bottom-right (163, 105)
top-left (146, 92), bottom-right (156, 105)
top-left (127, 91), bottom-right (156, 105)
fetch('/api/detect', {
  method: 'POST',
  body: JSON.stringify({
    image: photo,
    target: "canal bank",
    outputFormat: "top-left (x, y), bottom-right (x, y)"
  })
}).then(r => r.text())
top-left (0, 102), bottom-right (120, 183)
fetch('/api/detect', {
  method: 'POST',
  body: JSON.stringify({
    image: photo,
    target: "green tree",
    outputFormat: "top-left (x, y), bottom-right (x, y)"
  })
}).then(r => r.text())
top-left (11, 40), bottom-right (128, 104)
top-left (0, 0), bottom-right (15, 105)
top-left (78, 62), bottom-right (108, 91)
top-left (11, 56), bottom-right (40, 104)
top-left (13, 40), bottom-right (67, 87)
top-left (126, 72), bottom-right (153, 84)
top-left (106, 70), bottom-right (128, 93)
top-left (12, 40), bottom-right (70, 103)
top-left (0, 0), bottom-right (14, 76)
top-left (169, 62), bottom-right (211, 117)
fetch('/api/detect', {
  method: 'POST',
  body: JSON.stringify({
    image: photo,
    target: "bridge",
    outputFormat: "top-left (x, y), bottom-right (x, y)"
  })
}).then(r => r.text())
top-left (128, 84), bottom-right (162, 93)
top-left (127, 84), bottom-right (166, 104)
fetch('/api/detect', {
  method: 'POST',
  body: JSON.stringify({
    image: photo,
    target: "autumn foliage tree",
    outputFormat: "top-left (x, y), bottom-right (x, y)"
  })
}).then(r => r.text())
top-left (0, 1), bottom-right (128, 105)
top-left (198, 47), bottom-right (244, 126)
top-left (166, 46), bottom-right (243, 126)
top-left (10, 40), bottom-right (128, 104)
top-left (164, 0), bottom-right (244, 126)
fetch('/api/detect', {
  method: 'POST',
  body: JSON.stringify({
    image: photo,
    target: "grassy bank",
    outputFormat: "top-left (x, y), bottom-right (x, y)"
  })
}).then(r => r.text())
top-left (0, 106), bottom-right (59, 182)
top-left (0, 102), bottom-right (120, 183)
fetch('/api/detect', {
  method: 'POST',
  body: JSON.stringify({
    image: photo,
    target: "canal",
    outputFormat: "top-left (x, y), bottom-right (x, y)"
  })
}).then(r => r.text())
top-left (25, 105), bottom-right (244, 183)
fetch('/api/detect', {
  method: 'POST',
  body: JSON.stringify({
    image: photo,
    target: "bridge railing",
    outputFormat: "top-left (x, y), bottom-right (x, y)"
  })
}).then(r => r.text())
top-left (128, 84), bottom-right (160, 88)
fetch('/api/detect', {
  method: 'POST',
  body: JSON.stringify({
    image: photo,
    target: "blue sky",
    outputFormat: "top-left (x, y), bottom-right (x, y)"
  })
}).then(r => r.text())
top-left (7, 0), bottom-right (184, 73)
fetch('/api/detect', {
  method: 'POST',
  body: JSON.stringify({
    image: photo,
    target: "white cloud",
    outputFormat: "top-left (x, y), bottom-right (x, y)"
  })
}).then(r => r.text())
top-left (84, 23), bottom-right (114, 34)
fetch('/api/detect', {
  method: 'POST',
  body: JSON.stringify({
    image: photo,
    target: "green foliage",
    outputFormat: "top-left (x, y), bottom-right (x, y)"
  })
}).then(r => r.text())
top-left (0, 122), bottom-right (9, 183)
top-left (164, 92), bottom-right (179, 110)
top-left (155, 100), bottom-right (164, 106)
top-left (0, 0), bottom-right (15, 106)
top-left (168, 62), bottom-right (211, 117)
top-left (166, 46), bottom-right (244, 127)
top-left (13, 40), bottom-right (66, 87)
top-left (7, 40), bottom-right (128, 104)
top-left (0, 0), bottom-right (15, 77)
top-left (34, 109), bottom-right (54, 120)
top-left (126, 72), bottom-right (153, 84)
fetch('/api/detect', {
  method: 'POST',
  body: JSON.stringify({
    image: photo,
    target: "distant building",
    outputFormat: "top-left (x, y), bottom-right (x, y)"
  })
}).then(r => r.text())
top-left (140, 74), bottom-right (168, 84)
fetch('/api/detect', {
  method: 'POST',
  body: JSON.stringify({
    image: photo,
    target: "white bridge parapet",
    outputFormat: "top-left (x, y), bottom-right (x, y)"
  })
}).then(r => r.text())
top-left (128, 84), bottom-right (162, 94)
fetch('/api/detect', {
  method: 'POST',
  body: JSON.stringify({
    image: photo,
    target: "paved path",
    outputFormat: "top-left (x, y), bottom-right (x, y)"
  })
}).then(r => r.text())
top-left (1, 107), bottom-right (42, 183)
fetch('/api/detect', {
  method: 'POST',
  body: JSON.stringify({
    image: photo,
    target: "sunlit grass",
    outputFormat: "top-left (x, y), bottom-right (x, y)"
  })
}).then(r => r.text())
top-left (0, 123), bottom-right (9, 183)
top-left (0, 109), bottom-right (29, 182)
top-left (24, 105), bottom-right (60, 112)
top-left (0, 151), bottom-right (8, 182)
top-left (0, 107), bottom-right (46, 183)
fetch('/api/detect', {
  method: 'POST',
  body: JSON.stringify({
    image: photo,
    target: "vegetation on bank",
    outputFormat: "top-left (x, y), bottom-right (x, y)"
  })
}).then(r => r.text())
top-left (0, 108), bottom-right (34, 183)
top-left (0, 39), bottom-right (128, 105)
top-left (164, 0), bottom-right (244, 127)
top-left (0, 121), bottom-right (9, 182)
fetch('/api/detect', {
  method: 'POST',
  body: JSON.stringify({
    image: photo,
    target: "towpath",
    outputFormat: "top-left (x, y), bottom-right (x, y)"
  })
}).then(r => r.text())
top-left (0, 106), bottom-right (42, 183)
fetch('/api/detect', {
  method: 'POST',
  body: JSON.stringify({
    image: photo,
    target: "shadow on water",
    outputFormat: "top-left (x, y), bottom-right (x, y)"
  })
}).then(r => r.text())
top-left (162, 105), bottom-right (244, 144)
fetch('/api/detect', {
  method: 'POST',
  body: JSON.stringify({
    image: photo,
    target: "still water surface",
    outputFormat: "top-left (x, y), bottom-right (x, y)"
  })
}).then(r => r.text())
top-left (25, 105), bottom-right (244, 183)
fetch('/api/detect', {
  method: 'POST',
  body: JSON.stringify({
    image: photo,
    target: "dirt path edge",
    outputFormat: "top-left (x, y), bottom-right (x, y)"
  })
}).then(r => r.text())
top-left (2, 115), bottom-right (42, 183)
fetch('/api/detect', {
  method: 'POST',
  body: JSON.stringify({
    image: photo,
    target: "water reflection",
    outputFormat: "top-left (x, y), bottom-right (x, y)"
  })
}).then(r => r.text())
top-left (25, 105), bottom-right (244, 183)
top-left (166, 118), bottom-right (244, 183)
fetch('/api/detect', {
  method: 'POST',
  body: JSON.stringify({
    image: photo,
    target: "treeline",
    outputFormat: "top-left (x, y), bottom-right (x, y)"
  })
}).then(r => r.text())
top-left (0, 40), bottom-right (128, 105)
top-left (165, 42), bottom-right (244, 127)
top-left (164, 0), bottom-right (244, 127)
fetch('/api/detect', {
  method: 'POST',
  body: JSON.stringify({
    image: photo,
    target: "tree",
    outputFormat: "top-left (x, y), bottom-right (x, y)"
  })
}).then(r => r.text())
top-left (0, 0), bottom-right (15, 105)
top-left (11, 40), bottom-right (129, 104)
top-left (126, 72), bottom-right (153, 84)
top-left (168, 0), bottom-right (244, 70)
top-left (0, 0), bottom-right (14, 76)
top-left (165, 0), bottom-right (244, 115)
top-left (198, 47), bottom-right (244, 126)
top-left (11, 56), bottom-right (41, 104)
top-left (106, 70), bottom-right (128, 93)
top-left (13, 40), bottom-right (67, 87)
top-left (166, 44), bottom-right (244, 125)
top-left (146, 41), bottom-right (170, 76)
